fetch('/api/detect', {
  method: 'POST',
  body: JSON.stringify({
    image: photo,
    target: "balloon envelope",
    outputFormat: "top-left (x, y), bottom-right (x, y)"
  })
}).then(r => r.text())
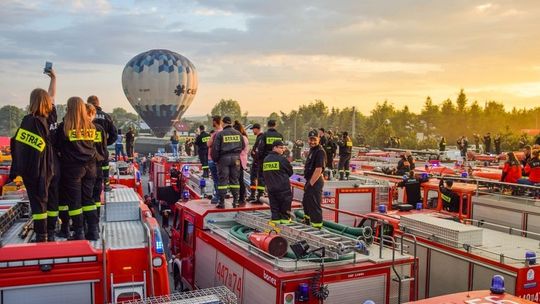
top-left (122, 49), bottom-right (198, 137)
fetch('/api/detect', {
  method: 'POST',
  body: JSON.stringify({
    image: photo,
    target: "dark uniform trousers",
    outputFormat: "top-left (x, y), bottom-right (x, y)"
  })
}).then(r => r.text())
top-left (46, 155), bottom-right (60, 238)
top-left (302, 177), bottom-right (324, 227)
top-left (217, 154), bottom-right (241, 202)
top-left (249, 160), bottom-right (260, 197)
top-left (269, 189), bottom-right (292, 222)
top-left (198, 149), bottom-right (209, 177)
top-left (22, 177), bottom-right (49, 236)
top-left (93, 160), bottom-right (104, 224)
top-left (338, 154), bottom-right (351, 179)
top-left (62, 161), bottom-right (97, 238)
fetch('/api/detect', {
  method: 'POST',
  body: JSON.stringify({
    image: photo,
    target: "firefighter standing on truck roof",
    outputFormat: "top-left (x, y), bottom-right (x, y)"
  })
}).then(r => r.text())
top-left (195, 125), bottom-right (211, 178)
top-left (211, 116), bottom-right (245, 208)
top-left (55, 97), bottom-right (97, 240)
top-left (262, 140), bottom-right (294, 225)
top-left (322, 130), bottom-right (337, 180)
top-left (10, 77), bottom-right (56, 242)
top-left (255, 120), bottom-right (283, 203)
top-left (86, 104), bottom-right (107, 229)
top-left (337, 131), bottom-right (353, 180)
top-left (87, 95), bottom-right (118, 192)
top-left (247, 123), bottom-right (263, 202)
top-left (439, 178), bottom-right (460, 212)
top-left (302, 130), bottom-right (326, 228)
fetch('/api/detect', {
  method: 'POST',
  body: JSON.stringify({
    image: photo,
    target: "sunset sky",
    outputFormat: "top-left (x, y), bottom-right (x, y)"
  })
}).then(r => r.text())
top-left (1, 0), bottom-right (539, 116)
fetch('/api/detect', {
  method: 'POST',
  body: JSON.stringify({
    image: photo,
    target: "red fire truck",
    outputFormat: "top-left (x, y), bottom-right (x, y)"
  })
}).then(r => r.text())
top-left (406, 290), bottom-right (536, 303)
top-left (0, 185), bottom-right (170, 304)
top-left (109, 161), bottom-right (144, 197)
top-left (168, 197), bottom-right (417, 304)
top-left (148, 155), bottom-right (201, 202)
top-left (358, 209), bottom-right (540, 302)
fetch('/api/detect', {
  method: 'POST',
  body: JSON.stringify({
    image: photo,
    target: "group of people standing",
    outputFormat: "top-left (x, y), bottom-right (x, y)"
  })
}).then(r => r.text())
top-left (10, 69), bottom-right (118, 242)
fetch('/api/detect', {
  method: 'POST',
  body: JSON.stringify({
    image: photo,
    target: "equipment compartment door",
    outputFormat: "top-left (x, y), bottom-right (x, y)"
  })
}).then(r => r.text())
top-left (1, 281), bottom-right (94, 304)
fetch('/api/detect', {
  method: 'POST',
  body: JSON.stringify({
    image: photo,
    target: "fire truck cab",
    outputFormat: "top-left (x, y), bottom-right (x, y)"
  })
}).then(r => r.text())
top-left (0, 186), bottom-right (169, 304)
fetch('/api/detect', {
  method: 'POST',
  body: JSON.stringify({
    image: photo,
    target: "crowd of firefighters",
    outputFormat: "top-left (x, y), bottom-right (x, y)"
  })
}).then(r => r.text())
top-left (193, 116), bottom-right (354, 228)
top-left (10, 69), bottom-right (118, 242)
top-left (8, 68), bottom-right (540, 242)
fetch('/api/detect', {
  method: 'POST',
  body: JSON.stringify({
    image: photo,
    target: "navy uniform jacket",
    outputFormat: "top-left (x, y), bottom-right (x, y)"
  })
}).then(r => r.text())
top-left (257, 128), bottom-right (283, 163)
top-left (195, 131), bottom-right (211, 153)
top-left (55, 122), bottom-right (97, 165)
top-left (262, 151), bottom-right (293, 193)
top-left (211, 125), bottom-right (244, 162)
top-left (10, 114), bottom-right (53, 196)
top-left (304, 145), bottom-right (326, 180)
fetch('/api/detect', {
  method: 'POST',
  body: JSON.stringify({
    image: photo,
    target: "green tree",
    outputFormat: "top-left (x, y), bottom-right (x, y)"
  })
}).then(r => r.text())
top-left (111, 108), bottom-right (138, 131)
top-left (210, 99), bottom-right (242, 120)
top-left (0, 106), bottom-right (25, 137)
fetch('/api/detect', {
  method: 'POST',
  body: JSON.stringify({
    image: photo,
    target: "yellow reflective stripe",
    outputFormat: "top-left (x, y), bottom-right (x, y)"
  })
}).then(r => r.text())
top-left (223, 135), bottom-right (241, 143)
top-left (263, 161), bottom-right (280, 171)
top-left (47, 211), bottom-right (59, 217)
top-left (346, 140), bottom-right (353, 147)
top-left (266, 137), bottom-right (281, 144)
top-left (311, 222), bottom-right (323, 228)
top-left (94, 130), bottom-right (102, 143)
top-left (68, 129), bottom-right (96, 141)
top-left (58, 205), bottom-right (69, 211)
top-left (201, 136), bottom-right (210, 143)
top-left (441, 193), bottom-right (451, 203)
top-left (303, 215), bottom-right (310, 219)
top-left (201, 166), bottom-right (209, 169)
top-left (280, 219), bottom-right (292, 224)
top-left (217, 185), bottom-right (229, 190)
top-left (69, 208), bottom-right (83, 216)
top-left (95, 202), bottom-right (101, 207)
top-left (15, 128), bottom-right (45, 152)
top-left (229, 184), bottom-right (240, 189)
top-left (102, 165), bottom-right (110, 170)
top-left (32, 213), bottom-right (47, 220)
top-left (256, 186), bottom-right (266, 190)
top-left (82, 205), bottom-right (97, 212)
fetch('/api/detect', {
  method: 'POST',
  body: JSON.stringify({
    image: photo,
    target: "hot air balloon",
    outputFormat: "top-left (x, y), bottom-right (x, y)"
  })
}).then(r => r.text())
top-left (122, 49), bottom-right (198, 137)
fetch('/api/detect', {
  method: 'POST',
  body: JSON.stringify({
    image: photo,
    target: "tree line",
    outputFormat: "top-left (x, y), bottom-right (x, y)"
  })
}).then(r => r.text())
top-left (210, 90), bottom-right (540, 151)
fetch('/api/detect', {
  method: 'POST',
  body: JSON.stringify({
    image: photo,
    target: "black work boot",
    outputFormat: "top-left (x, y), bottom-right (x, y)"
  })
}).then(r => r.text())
top-left (47, 230), bottom-right (56, 242)
top-left (35, 233), bottom-right (48, 243)
top-left (86, 225), bottom-right (99, 241)
top-left (57, 223), bottom-right (70, 238)
top-left (216, 198), bottom-right (225, 209)
top-left (71, 228), bottom-right (85, 240)
top-left (202, 169), bottom-right (209, 178)
top-left (247, 192), bottom-right (256, 202)
top-left (339, 172), bottom-right (345, 180)
top-left (232, 192), bottom-right (239, 208)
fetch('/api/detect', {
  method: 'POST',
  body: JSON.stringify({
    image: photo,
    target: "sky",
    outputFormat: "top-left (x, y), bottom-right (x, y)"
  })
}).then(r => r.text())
top-left (1, 0), bottom-right (540, 116)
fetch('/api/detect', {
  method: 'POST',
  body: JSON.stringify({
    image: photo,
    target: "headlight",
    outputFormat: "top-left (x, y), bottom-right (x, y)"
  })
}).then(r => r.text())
top-left (152, 257), bottom-right (163, 267)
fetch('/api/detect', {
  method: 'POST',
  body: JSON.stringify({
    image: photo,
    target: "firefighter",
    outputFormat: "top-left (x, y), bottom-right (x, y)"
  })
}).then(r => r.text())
top-left (439, 137), bottom-right (446, 152)
top-left (195, 125), bottom-right (211, 177)
top-left (323, 130), bottom-right (337, 180)
top-left (337, 132), bottom-right (353, 180)
top-left (55, 97), bottom-right (97, 240)
top-left (86, 104), bottom-right (107, 230)
top-left (256, 120), bottom-right (284, 202)
top-left (10, 87), bottom-right (55, 242)
top-left (211, 116), bottom-right (245, 208)
top-left (292, 139), bottom-right (303, 161)
top-left (439, 178), bottom-right (460, 212)
top-left (301, 130), bottom-right (326, 229)
top-left (87, 95), bottom-right (118, 192)
top-left (262, 140), bottom-right (293, 224)
top-left (483, 132), bottom-right (492, 154)
top-left (45, 68), bottom-right (60, 242)
top-left (207, 116), bottom-right (223, 204)
top-left (247, 123), bottom-right (263, 202)
top-left (397, 171), bottom-right (429, 206)
top-left (125, 126), bottom-right (135, 162)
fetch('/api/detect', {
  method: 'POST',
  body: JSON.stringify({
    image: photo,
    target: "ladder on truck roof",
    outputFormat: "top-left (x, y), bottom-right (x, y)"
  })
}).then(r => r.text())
top-left (0, 201), bottom-right (30, 245)
top-left (235, 210), bottom-right (361, 259)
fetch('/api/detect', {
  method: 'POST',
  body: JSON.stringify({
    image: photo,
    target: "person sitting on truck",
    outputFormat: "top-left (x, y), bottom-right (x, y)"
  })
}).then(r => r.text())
top-left (397, 171), bottom-right (429, 206)
top-left (439, 178), bottom-right (461, 212)
top-left (383, 154), bottom-right (411, 176)
top-left (501, 151), bottom-right (522, 184)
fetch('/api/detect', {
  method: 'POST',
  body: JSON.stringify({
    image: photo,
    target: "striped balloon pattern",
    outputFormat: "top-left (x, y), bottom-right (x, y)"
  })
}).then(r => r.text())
top-left (122, 49), bottom-right (198, 138)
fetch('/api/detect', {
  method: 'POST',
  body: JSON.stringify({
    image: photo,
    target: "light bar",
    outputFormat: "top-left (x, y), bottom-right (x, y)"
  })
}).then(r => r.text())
top-left (0, 255), bottom-right (98, 268)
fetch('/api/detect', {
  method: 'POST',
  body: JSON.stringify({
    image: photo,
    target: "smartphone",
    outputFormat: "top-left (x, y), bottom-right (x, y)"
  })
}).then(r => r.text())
top-left (44, 61), bottom-right (53, 74)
